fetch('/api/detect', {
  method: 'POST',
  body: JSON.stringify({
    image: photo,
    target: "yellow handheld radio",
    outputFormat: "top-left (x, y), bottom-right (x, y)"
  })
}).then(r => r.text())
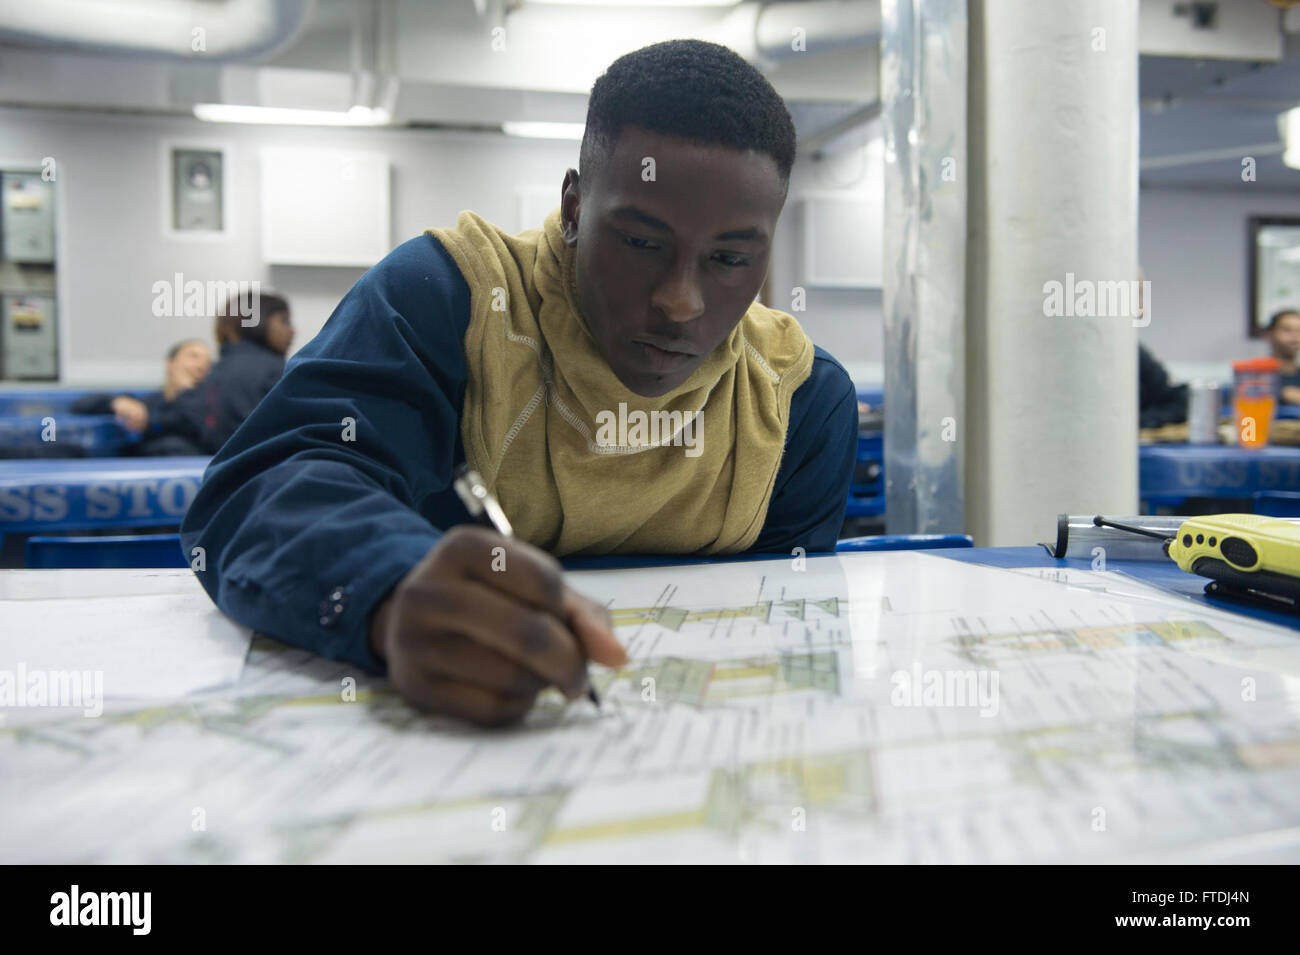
top-left (1096, 514), bottom-right (1300, 611)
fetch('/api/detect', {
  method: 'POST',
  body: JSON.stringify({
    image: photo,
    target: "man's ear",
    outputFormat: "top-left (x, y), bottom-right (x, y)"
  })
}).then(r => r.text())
top-left (560, 169), bottom-right (581, 245)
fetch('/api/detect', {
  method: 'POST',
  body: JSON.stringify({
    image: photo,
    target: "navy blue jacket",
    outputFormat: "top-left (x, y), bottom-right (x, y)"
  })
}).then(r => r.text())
top-left (180, 234), bottom-right (857, 674)
top-left (158, 340), bottom-right (285, 455)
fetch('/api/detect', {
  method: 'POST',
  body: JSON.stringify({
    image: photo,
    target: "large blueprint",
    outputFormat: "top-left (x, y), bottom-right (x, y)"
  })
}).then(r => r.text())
top-left (3, 555), bottom-right (1299, 863)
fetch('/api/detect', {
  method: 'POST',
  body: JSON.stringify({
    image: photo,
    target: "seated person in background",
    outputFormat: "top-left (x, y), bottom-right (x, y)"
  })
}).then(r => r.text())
top-left (1266, 309), bottom-right (1300, 405)
top-left (1133, 273), bottom-right (1186, 429)
top-left (180, 39), bottom-right (858, 727)
top-left (70, 339), bottom-right (213, 454)
top-left (154, 291), bottom-right (294, 455)
top-left (1138, 344), bottom-right (1188, 429)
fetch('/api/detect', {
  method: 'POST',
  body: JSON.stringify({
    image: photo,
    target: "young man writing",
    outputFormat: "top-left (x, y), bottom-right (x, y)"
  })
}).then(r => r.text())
top-left (181, 39), bottom-right (858, 726)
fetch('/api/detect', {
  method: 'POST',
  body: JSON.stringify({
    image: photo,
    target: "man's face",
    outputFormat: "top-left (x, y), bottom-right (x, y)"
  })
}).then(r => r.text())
top-left (169, 341), bottom-right (212, 385)
top-left (265, 310), bottom-right (295, 356)
top-left (1270, 313), bottom-right (1300, 361)
top-left (560, 126), bottom-right (787, 397)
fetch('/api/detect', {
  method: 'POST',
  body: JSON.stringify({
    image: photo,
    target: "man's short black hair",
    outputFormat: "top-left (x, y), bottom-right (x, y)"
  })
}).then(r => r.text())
top-left (580, 39), bottom-right (796, 187)
top-left (1268, 309), bottom-right (1300, 331)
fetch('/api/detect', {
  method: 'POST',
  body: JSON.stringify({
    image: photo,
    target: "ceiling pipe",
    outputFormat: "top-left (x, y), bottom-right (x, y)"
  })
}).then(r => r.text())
top-left (1140, 141), bottom-right (1283, 171)
top-left (0, 0), bottom-right (315, 62)
top-left (799, 101), bottom-right (881, 156)
top-left (747, 0), bottom-right (881, 61)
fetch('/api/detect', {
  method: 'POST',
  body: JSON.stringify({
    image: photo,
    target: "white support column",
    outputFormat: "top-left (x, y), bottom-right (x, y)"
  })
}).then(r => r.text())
top-left (965, 0), bottom-right (1140, 545)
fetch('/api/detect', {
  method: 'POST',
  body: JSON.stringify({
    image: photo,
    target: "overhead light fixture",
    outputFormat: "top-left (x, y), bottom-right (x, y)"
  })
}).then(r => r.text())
top-left (1284, 107), bottom-right (1300, 170)
top-left (527, 0), bottom-right (740, 5)
top-left (502, 121), bottom-right (585, 140)
top-left (193, 104), bottom-right (391, 127)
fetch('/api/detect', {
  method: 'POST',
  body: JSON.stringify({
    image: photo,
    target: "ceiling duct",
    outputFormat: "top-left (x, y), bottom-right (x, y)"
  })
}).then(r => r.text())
top-left (747, 0), bottom-right (881, 61)
top-left (0, 0), bottom-right (315, 62)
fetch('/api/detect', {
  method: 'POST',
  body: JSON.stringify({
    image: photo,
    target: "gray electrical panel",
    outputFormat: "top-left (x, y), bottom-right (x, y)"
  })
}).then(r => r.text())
top-left (1, 295), bottom-right (57, 379)
top-left (1, 172), bottom-right (55, 264)
top-left (171, 148), bottom-right (224, 232)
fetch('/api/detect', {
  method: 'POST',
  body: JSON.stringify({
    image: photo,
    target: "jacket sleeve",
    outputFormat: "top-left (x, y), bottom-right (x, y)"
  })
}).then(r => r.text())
top-left (747, 350), bottom-right (858, 555)
top-left (69, 393), bottom-right (115, 415)
top-left (139, 391), bottom-right (167, 434)
top-left (180, 235), bottom-right (472, 673)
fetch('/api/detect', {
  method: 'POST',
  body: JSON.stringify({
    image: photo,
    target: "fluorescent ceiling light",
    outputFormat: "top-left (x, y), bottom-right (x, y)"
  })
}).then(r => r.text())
top-left (502, 121), bottom-right (585, 140)
top-left (528, 0), bottom-right (739, 5)
top-left (1284, 107), bottom-right (1300, 170)
top-left (193, 104), bottom-right (391, 126)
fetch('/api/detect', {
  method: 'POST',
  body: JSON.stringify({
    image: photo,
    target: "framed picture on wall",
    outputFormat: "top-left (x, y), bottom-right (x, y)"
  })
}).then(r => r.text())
top-left (167, 145), bottom-right (227, 235)
top-left (1248, 216), bottom-right (1300, 338)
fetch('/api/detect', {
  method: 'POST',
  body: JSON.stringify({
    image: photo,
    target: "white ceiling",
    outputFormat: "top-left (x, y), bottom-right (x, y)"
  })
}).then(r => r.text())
top-left (1, 0), bottom-right (1299, 189)
top-left (1139, 35), bottom-right (1300, 191)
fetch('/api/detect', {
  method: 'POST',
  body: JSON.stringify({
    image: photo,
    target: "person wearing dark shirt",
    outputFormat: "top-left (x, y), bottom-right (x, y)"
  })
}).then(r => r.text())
top-left (1132, 269), bottom-right (1187, 429)
top-left (156, 292), bottom-right (293, 455)
top-left (1266, 309), bottom-right (1300, 405)
top-left (181, 40), bottom-right (858, 727)
top-left (1138, 344), bottom-right (1188, 429)
top-left (69, 339), bottom-right (212, 454)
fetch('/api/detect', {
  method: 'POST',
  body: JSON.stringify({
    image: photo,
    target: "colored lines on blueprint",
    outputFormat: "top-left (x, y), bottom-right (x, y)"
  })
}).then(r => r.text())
top-left (609, 596), bottom-right (840, 631)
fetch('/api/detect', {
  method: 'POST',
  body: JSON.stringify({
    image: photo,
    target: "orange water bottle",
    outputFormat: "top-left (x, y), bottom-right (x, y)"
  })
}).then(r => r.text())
top-left (1232, 357), bottom-right (1280, 448)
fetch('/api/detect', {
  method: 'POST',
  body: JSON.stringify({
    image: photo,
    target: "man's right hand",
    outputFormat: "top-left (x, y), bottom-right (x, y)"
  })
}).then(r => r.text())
top-left (110, 395), bottom-right (149, 434)
top-left (367, 525), bottom-right (628, 727)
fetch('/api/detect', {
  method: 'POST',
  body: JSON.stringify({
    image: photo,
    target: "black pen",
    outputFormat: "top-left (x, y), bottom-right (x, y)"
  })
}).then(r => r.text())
top-left (452, 464), bottom-right (601, 708)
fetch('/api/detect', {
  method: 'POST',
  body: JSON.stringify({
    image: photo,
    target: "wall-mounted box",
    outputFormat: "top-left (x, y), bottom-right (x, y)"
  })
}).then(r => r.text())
top-left (261, 148), bottom-right (390, 266)
top-left (800, 195), bottom-right (882, 289)
top-left (161, 141), bottom-right (232, 239)
top-left (2, 172), bottom-right (55, 264)
top-left (171, 147), bottom-right (225, 233)
top-left (2, 294), bottom-right (57, 379)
